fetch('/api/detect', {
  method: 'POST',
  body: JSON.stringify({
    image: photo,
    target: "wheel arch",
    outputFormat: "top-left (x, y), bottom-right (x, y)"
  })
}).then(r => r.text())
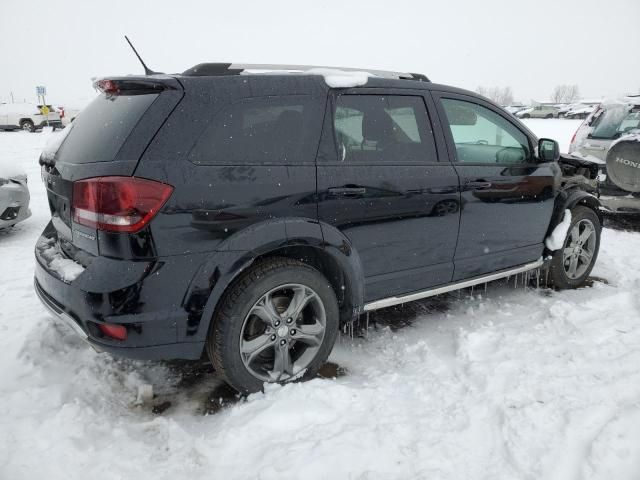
top-left (544, 187), bottom-right (602, 254)
top-left (182, 218), bottom-right (365, 348)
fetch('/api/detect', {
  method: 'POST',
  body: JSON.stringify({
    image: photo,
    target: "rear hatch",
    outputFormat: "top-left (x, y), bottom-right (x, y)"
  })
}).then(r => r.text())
top-left (40, 76), bottom-right (183, 257)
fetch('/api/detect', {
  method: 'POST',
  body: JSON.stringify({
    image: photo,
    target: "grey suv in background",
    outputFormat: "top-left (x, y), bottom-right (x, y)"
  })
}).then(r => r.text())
top-left (569, 98), bottom-right (640, 214)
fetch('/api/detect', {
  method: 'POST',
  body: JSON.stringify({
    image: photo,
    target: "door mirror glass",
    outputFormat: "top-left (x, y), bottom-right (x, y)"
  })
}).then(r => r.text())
top-left (538, 138), bottom-right (559, 162)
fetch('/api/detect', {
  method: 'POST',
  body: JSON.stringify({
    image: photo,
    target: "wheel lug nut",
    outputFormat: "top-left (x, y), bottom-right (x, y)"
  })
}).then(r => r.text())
top-left (280, 339), bottom-right (286, 346)
top-left (274, 320), bottom-right (280, 327)
top-left (290, 329), bottom-right (296, 335)
top-left (271, 334), bottom-right (276, 341)
top-left (286, 317), bottom-right (293, 324)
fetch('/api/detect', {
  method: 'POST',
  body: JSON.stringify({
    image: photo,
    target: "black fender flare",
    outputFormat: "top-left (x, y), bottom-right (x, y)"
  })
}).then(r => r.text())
top-left (180, 218), bottom-right (365, 344)
top-left (544, 187), bottom-right (602, 252)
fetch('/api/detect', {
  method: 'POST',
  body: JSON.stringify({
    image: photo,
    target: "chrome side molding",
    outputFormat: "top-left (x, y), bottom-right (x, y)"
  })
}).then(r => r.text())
top-left (363, 258), bottom-right (544, 312)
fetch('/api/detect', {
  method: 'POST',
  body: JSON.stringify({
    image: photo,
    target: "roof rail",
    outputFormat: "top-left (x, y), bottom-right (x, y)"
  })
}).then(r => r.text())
top-left (182, 63), bottom-right (430, 82)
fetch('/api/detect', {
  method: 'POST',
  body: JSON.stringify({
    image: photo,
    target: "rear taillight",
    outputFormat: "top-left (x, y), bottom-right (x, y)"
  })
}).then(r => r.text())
top-left (95, 79), bottom-right (120, 95)
top-left (72, 176), bottom-right (173, 233)
top-left (97, 323), bottom-right (128, 341)
top-left (570, 128), bottom-right (578, 146)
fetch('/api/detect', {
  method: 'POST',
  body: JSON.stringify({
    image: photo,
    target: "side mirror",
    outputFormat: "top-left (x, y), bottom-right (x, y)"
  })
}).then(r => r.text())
top-left (538, 138), bottom-right (560, 162)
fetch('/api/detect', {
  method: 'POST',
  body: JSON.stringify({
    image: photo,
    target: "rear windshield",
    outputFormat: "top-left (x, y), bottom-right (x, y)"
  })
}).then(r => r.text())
top-left (55, 93), bottom-right (158, 164)
top-left (589, 104), bottom-right (640, 140)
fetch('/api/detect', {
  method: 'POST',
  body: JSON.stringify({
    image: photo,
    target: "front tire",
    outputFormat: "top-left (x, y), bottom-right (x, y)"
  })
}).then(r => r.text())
top-left (207, 258), bottom-right (339, 394)
top-left (548, 206), bottom-right (601, 289)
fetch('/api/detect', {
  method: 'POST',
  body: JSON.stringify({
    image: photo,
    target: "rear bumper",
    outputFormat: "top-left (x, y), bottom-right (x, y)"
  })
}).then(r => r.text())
top-left (34, 225), bottom-right (206, 360)
top-left (599, 194), bottom-right (640, 215)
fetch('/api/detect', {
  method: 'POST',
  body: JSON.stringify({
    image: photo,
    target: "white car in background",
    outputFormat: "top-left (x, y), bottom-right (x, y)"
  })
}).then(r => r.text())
top-left (0, 164), bottom-right (30, 229)
top-left (0, 103), bottom-right (63, 132)
top-left (564, 104), bottom-right (598, 120)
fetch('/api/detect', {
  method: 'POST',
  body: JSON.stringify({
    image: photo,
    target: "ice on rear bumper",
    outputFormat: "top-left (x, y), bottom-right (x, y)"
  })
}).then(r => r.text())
top-left (36, 237), bottom-right (85, 282)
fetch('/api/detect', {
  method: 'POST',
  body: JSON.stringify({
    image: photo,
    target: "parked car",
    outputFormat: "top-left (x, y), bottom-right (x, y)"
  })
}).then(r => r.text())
top-left (0, 165), bottom-right (30, 228)
top-left (568, 99), bottom-right (640, 213)
top-left (564, 104), bottom-right (598, 120)
top-left (504, 104), bottom-right (528, 116)
top-left (516, 105), bottom-right (560, 119)
top-left (0, 103), bottom-right (63, 132)
top-left (34, 65), bottom-right (602, 393)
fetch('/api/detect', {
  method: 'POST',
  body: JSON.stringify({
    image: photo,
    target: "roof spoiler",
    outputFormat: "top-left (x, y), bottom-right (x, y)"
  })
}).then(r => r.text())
top-left (182, 63), bottom-right (430, 82)
top-left (93, 76), bottom-right (181, 95)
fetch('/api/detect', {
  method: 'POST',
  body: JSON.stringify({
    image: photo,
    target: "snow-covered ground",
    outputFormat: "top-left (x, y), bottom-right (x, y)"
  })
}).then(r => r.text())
top-left (2, 121), bottom-right (640, 479)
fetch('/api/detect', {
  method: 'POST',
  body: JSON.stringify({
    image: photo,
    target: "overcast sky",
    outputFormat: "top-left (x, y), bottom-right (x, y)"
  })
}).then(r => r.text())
top-left (1, 0), bottom-right (638, 107)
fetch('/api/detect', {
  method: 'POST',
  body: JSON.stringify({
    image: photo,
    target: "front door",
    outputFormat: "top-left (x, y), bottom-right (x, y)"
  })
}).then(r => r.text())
top-left (434, 93), bottom-right (559, 280)
top-left (316, 91), bottom-right (460, 301)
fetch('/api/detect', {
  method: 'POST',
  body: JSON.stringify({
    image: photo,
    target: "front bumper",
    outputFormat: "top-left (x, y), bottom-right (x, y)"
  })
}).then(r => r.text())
top-left (0, 179), bottom-right (31, 228)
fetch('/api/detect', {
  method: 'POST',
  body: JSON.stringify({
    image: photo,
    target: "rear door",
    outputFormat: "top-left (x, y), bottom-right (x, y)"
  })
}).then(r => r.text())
top-left (316, 89), bottom-right (460, 301)
top-left (433, 92), bottom-right (559, 280)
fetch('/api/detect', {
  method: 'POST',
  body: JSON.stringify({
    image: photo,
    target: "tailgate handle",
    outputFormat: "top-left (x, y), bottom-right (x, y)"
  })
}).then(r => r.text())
top-left (328, 186), bottom-right (367, 196)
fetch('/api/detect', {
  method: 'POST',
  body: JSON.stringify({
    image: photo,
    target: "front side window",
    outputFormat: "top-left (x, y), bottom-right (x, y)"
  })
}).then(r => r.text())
top-left (333, 95), bottom-right (437, 164)
top-left (188, 95), bottom-right (322, 165)
top-left (441, 98), bottom-right (531, 164)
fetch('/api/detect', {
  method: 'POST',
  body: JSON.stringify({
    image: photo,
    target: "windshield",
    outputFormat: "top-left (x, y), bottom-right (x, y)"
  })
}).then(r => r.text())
top-left (589, 104), bottom-right (640, 139)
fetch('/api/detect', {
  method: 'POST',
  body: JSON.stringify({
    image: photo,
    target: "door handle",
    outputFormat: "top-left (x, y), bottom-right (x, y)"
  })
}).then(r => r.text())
top-left (465, 181), bottom-right (493, 190)
top-left (328, 186), bottom-right (367, 196)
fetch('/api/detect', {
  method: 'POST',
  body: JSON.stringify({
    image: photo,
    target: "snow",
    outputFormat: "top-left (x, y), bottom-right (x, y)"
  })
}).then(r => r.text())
top-left (545, 209), bottom-right (571, 250)
top-left (521, 118), bottom-right (583, 153)
top-left (2, 123), bottom-right (640, 479)
top-left (41, 123), bottom-right (74, 161)
top-left (611, 132), bottom-right (640, 150)
top-left (36, 237), bottom-right (85, 282)
top-left (306, 67), bottom-right (373, 88)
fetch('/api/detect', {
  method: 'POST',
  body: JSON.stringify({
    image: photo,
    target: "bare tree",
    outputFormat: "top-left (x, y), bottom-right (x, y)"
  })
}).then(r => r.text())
top-left (476, 86), bottom-right (515, 106)
top-left (552, 84), bottom-right (580, 103)
top-left (565, 85), bottom-right (580, 103)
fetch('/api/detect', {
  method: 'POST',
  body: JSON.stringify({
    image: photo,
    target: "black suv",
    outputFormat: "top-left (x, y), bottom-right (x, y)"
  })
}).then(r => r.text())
top-left (35, 64), bottom-right (602, 393)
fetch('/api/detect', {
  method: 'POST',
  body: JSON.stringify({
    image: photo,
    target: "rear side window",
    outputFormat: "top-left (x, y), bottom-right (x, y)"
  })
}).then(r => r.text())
top-left (333, 95), bottom-right (436, 164)
top-left (590, 105), bottom-right (640, 139)
top-left (188, 95), bottom-right (322, 165)
top-left (55, 94), bottom-right (158, 164)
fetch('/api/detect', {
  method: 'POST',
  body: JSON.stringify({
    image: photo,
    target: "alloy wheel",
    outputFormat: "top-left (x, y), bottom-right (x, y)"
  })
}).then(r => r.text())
top-left (562, 219), bottom-right (597, 279)
top-left (239, 284), bottom-right (326, 382)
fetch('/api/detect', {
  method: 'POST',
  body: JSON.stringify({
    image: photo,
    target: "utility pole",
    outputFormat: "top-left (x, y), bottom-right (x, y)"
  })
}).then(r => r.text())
top-left (10, 92), bottom-right (14, 103)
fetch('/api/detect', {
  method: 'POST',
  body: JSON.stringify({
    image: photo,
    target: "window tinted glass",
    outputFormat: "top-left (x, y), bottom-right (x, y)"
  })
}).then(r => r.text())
top-left (189, 95), bottom-right (321, 165)
top-left (441, 98), bottom-right (530, 164)
top-left (55, 93), bottom-right (158, 164)
top-left (590, 105), bottom-right (640, 139)
top-left (333, 95), bottom-right (437, 164)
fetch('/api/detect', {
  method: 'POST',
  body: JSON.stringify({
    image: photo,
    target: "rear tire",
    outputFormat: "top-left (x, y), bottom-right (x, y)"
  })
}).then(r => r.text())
top-left (20, 120), bottom-right (35, 132)
top-left (522, 113), bottom-right (530, 119)
top-left (548, 206), bottom-right (601, 289)
top-left (207, 258), bottom-right (339, 394)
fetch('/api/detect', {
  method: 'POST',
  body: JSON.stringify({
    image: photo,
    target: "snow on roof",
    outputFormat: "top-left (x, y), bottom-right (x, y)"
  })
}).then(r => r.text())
top-left (305, 68), bottom-right (374, 88)
top-left (239, 66), bottom-right (375, 87)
